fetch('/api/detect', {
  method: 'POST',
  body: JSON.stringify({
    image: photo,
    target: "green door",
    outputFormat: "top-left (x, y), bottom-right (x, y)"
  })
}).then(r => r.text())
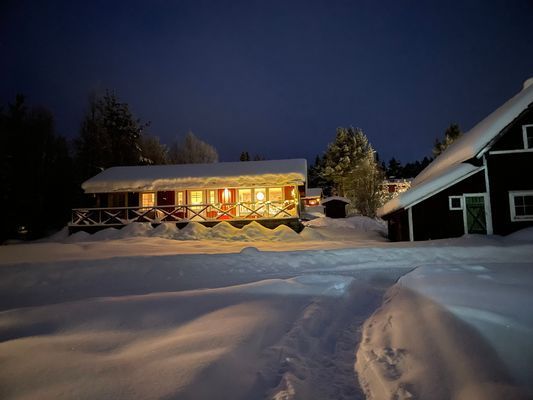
top-left (465, 195), bottom-right (487, 234)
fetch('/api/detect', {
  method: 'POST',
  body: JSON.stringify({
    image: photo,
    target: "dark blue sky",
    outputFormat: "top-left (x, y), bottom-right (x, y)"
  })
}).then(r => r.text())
top-left (2, 0), bottom-right (533, 164)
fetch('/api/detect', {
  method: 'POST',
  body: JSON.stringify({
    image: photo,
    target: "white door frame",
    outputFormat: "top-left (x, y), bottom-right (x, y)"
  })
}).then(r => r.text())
top-left (462, 193), bottom-right (492, 235)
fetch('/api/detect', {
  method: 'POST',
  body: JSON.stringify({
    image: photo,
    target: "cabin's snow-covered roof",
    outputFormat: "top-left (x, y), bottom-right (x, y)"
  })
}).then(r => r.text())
top-left (305, 188), bottom-right (322, 198)
top-left (413, 80), bottom-right (533, 187)
top-left (379, 78), bottom-right (533, 217)
top-left (377, 163), bottom-right (483, 217)
top-left (82, 159), bottom-right (307, 193)
top-left (321, 196), bottom-right (351, 204)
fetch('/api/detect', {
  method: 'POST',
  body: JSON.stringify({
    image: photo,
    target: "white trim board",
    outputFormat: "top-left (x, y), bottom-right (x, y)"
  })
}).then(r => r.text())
top-left (489, 149), bottom-right (533, 155)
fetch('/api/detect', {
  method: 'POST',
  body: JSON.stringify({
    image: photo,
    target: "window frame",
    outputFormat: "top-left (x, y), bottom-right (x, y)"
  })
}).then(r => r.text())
top-left (522, 124), bottom-right (533, 150)
top-left (509, 190), bottom-right (533, 222)
top-left (140, 192), bottom-right (155, 208)
top-left (448, 195), bottom-right (463, 211)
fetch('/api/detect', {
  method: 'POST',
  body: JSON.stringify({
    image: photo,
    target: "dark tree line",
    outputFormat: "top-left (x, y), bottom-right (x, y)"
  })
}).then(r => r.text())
top-left (381, 156), bottom-right (433, 179)
top-left (0, 91), bottom-right (219, 241)
top-left (380, 123), bottom-right (461, 179)
top-left (0, 95), bottom-right (75, 240)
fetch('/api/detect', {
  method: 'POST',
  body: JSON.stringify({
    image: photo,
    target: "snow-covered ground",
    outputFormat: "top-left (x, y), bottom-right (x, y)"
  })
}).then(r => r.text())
top-left (1, 218), bottom-right (532, 399)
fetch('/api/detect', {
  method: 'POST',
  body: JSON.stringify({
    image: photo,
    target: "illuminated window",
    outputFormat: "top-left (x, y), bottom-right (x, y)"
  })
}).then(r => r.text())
top-left (190, 190), bottom-right (204, 204)
top-left (268, 187), bottom-right (283, 202)
top-left (141, 192), bottom-right (155, 208)
top-left (222, 188), bottom-right (231, 203)
top-left (255, 188), bottom-right (266, 201)
top-left (238, 189), bottom-right (252, 216)
top-left (209, 190), bottom-right (216, 204)
top-left (238, 189), bottom-right (252, 203)
top-left (176, 191), bottom-right (184, 205)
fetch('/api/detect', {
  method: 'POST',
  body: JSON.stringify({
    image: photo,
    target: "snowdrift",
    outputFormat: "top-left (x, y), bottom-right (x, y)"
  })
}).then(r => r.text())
top-left (356, 263), bottom-right (533, 400)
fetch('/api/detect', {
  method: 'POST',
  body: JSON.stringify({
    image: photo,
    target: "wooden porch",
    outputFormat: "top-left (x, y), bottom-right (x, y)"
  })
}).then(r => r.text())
top-left (69, 200), bottom-right (302, 233)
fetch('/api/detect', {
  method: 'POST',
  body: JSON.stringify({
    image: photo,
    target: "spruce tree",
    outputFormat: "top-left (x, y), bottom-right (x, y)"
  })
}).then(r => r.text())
top-left (323, 127), bottom-right (384, 216)
top-left (75, 91), bottom-right (147, 180)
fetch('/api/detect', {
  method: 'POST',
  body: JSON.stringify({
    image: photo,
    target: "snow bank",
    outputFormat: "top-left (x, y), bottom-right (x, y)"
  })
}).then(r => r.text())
top-left (52, 218), bottom-right (388, 245)
top-left (304, 216), bottom-right (387, 240)
top-left (504, 226), bottom-right (533, 242)
top-left (356, 263), bottom-right (533, 400)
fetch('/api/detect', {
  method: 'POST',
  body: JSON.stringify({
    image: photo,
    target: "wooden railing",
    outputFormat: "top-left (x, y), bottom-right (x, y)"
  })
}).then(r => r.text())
top-left (70, 201), bottom-right (298, 226)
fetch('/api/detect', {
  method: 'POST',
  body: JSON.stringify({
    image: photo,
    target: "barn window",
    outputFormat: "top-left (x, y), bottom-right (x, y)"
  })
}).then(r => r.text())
top-left (522, 125), bottom-right (533, 149)
top-left (509, 191), bottom-right (533, 221)
top-left (449, 196), bottom-right (463, 210)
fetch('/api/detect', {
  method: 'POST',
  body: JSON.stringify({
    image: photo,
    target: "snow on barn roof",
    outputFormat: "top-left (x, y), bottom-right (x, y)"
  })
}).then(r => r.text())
top-left (82, 159), bottom-right (307, 193)
top-left (413, 79), bottom-right (533, 187)
top-left (378, 78), bottom-right (533, 217)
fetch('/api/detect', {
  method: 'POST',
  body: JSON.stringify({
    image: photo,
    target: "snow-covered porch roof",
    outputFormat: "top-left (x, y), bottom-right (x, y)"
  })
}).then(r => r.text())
top-left (82, 159), bottom-right (307, 193)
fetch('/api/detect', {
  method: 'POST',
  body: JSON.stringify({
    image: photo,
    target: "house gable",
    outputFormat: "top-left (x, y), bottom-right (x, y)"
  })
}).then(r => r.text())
top-left (488, 105), bottom-right (533, 153)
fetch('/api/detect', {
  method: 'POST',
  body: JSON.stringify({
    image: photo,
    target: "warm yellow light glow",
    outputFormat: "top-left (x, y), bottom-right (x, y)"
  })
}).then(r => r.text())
top-left (223, 188), bottom-right (230, 202)
top-left (268, 187), bottom-right (283, 202)
top-left (141, 192), bottom-right (155, 208)
top-left (190, 190), bottom-right (203, 204)
top-left (177, 191), bottom-right (184, 205)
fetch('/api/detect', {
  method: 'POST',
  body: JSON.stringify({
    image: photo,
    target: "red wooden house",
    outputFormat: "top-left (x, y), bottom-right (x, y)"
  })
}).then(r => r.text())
top-left (70, 159), bottom-right (307, 233)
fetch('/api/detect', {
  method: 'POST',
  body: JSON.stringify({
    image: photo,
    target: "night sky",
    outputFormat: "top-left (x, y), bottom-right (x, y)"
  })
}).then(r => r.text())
top-left (2, 0), bottom-right (533, 164)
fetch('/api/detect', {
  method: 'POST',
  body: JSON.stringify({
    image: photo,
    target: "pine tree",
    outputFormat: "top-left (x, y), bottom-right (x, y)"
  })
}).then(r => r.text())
top-left (323, 127), bottom-right (384, 216)
top-left (386, 157), bottom-right (403, 178)
top-left (433, 123), bottom-right (462, 157)
top-left (239, 151), bottom-right (250, 161)
top-left (168, 132), bottom-right (218, 164)
top-left (75, 91), bottom-right (147, 180)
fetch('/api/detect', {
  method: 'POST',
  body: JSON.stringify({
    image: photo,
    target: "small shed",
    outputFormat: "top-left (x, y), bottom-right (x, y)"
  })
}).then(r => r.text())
top-left (321, 196), bottom-right (350, 218)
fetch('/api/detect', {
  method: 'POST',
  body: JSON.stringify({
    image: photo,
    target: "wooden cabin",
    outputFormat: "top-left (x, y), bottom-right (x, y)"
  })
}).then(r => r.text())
top-left (70, 159), bottom-right (307, 233)
top-left (379, 78), bottom-right (533, 241)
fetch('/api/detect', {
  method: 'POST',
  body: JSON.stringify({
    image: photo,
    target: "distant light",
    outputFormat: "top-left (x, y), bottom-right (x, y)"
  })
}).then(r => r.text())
top-left (256, 191), bottom-right (265, 201)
